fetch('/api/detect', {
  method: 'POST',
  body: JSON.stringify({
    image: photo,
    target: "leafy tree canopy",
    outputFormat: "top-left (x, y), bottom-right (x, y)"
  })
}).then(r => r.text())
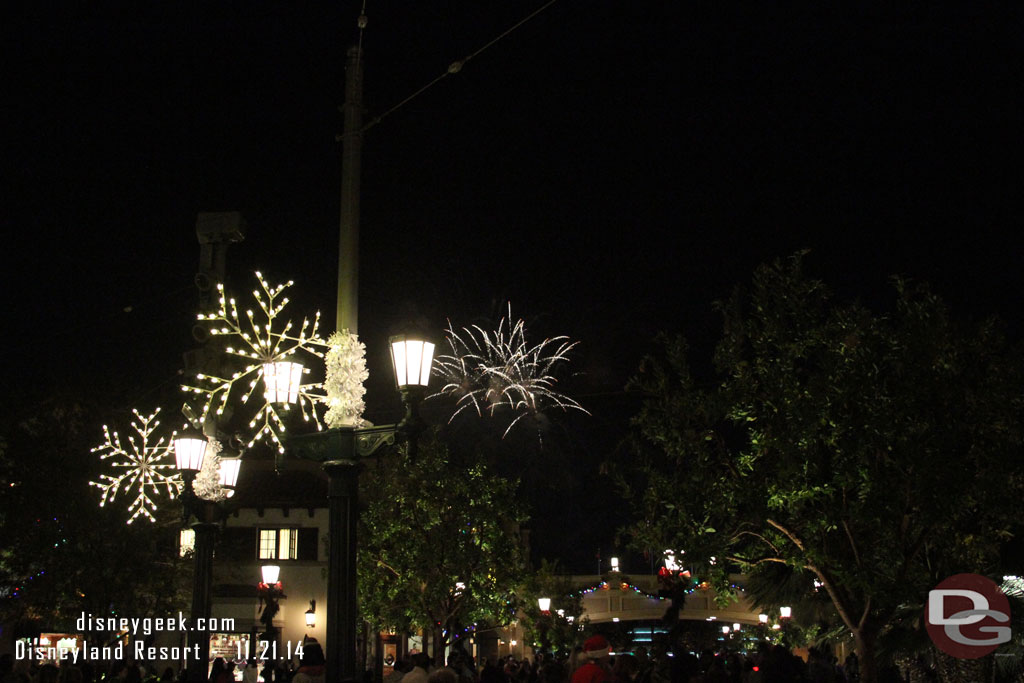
top-left (357, 429), bottom-right (527, 658)
top-left (620, 254), bottom-right (1024, 682)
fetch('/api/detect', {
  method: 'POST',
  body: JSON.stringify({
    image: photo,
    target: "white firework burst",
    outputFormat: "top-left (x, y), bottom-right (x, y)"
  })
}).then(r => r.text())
top-left (89, 408), bottom-right (181, 524)
top-left (431, 308), bottom-right (589, 437)
top-left (181, 272), bottom-right (328, 453)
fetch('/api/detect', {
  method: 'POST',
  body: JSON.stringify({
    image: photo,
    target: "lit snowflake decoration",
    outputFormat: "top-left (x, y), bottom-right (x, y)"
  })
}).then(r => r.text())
top-left (324, 330), bottom-right (368, 428)
top-left (89, 408), bottom-right (181, 524)
top-left (181, 272), bottom-right (328, 453)
top-left (431, 307), bottom-right (589, 437)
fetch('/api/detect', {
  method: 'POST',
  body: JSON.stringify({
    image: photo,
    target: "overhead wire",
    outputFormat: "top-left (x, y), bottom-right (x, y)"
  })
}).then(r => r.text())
top-left (359, 0), bottom-right (561, 133)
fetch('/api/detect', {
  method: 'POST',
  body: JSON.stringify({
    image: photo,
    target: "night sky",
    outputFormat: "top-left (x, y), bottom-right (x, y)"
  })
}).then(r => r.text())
top-left (5, 3), bottom-right (1023, 570)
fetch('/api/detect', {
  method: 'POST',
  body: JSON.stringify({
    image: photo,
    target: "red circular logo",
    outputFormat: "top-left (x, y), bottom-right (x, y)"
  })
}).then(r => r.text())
top-left (926, 574), bottom-right (1011, 659)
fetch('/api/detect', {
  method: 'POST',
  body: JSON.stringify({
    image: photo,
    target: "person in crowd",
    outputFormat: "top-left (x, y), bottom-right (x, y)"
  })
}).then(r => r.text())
top-left (427, 670), bottom-right (456, 683)
top-left (242, 661), bottom-right (259, 683)
top-left (291, 639), bottom-right (325, 683)
top-left (479, 656), bottom-right (502, 683)
top-left (208, 660), bottom-right (228, 683)
top-left (610, 655), bottom-right (637, 683)
top-left (34, 665), bottom-right (59, 683)
top-left (570, 636), bottom-right (611, 683)
top-left (403, 653), bottom-right (432, 683)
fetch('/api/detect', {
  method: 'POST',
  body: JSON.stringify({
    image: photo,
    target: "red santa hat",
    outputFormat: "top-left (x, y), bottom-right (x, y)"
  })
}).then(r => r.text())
top-left (583, 635), bottom-right (610, 659)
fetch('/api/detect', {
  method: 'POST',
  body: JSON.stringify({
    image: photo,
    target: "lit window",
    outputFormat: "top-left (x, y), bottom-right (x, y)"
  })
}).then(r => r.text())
top-left (258, 529), bottom-right (298, 560)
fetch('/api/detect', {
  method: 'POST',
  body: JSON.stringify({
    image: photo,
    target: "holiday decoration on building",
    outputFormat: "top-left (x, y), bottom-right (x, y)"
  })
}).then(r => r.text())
top-left (182, 272), bottom-right (328, 453)
top-left (324, 329), bottom-right (368, 428)
top-left (89, 408), bottom-right (181, 524)
top-left (432, 306), bottom-right (589, 438)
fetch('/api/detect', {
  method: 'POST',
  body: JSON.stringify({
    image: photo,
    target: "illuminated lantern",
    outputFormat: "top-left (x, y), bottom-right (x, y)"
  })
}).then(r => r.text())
top-left (305, 601), bottom-right (316, 627)
top-left (389, 333), bottom-right (435, 388)
top-left (261, 565), bottom-right (281, 585)
top-left (780, 606), bottom-right (792, 619)
top-left (219, 457), bottom-right (242, 493)
top-left (263, 359), bottom-right (304, 404)
top-left (174, 426), bottom-right (208, 473)
top-left (537, 597), bottom-right (551, 613)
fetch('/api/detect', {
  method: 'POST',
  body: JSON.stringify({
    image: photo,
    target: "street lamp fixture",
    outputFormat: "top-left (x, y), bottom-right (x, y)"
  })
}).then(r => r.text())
top-left (174, 426), bottom-right (209, 474)
top-left (305, 600), bottom-right (316, 628)
top-left (780, 606), bottom-right (792, 620)
top-left (537, 597), bottom-right (551, 614)
top-left (219, 456), bottom-right (242, 495)
top-left (389, 333), bottom-right (435, 389)
top-left (758, 613), bottom-right (769, 624)
top-left (263, 358), bottom-right (305, 404)
top-left (173, 426), bottom-right (240, 683)
top-left (286, 326), bottom-right (436, 683)
top-left (610, 557), bottom-right (620, 572)
top-left (261, 564), bottom-right (281, 585)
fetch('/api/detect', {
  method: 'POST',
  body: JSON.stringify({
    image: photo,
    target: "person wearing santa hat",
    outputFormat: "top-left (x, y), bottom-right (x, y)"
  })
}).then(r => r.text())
top-left (571, 635), bottom-right (612, 683)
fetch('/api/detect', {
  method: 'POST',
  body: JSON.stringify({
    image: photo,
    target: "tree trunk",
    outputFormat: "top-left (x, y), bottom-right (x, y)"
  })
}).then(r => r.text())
top-left (433, 624), bottom-right (446, 667)
top-left (853, 627), bottom-right (879, 683)
top-left (934, 647), bottom-right (993, 683)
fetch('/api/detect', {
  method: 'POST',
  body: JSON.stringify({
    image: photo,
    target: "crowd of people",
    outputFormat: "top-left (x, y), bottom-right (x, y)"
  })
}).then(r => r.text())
top-left (383, 636), bottom-right (860, 683)
top-left (0, 636), bottom-right (864, 683)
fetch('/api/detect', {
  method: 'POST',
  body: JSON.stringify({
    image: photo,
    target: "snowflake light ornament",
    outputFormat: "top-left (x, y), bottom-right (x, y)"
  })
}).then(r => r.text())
top-left (182, 272), bottom-right (328, 453)
top-left (432, 307), bottom-right (590, 438)
top-left (89, 408), bottom-right (182, 524)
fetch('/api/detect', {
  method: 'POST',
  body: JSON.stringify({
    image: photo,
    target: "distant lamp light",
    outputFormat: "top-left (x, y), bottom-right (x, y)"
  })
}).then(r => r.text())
top-left (389, 333), bottom-right (435, 388)
top-left (174, 427), bottom-right (208, 472)
top-left (758, 613), bottom-right (769, 624)
top-left (772, 624), bottom-right (782, 631)
top-left (261, 565), bottom-right (281, 585)
top-left (538, 597), bottom-right (551, 613)
top-left (722, 626), bottom-right (731, 634)
top-left (610, 557), bottom-right (620, 572)
top-left (219, 457), bottom-right (242, 491)
top-left (305, 600), bottom-right (316, 628)
top-left (780, 606), bottom-right (792, 619)
top-left (179, 529), bottom-right (196, 557)
top-left (510, 640), bottom-right (517, 647)
top-left (733, 623), bottom-right (741, 632)
top-left (263, 359), bottom-right (304, 404)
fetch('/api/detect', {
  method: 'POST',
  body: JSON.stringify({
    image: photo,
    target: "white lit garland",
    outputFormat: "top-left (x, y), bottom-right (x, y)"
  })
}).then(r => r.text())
top-left (181, 272), bottom-right (328, 453)
top-left (324, 330), bottom-right (368, 428)
top-left (89, 408), bottom-right (181, 524)
top-left (191, 438), bottom-right (226, 502)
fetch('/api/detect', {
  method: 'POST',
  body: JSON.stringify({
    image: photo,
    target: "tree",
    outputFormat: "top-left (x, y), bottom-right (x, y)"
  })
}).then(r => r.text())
top-left (0, 397), bottom-right (190, 638)
top-left (357, 430), bottom-right (527, 663)
top-left (516, 560), bottom-right (587, 656)
top-left (621, 255), bottom-right (1024, 683)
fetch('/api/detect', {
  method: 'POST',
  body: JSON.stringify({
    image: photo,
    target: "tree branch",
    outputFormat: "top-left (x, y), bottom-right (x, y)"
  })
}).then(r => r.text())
top-left (735, 530), bottom-right (783, 555)
top-left (765, 519), bottom-right (807, 552)
top-left (842, 520), bottom-right (862, 568)
top-left (373, 556), bottom-right (401, 578)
